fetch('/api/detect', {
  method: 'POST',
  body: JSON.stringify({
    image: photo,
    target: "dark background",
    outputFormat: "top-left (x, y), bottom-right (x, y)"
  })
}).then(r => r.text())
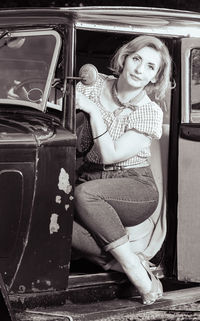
top-left (0, 0), bottom-right (200, 13)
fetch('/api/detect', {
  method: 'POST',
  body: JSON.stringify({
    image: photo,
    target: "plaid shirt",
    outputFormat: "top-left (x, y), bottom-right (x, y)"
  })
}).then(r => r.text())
top-left (76, 73), bottom-right (163, 167)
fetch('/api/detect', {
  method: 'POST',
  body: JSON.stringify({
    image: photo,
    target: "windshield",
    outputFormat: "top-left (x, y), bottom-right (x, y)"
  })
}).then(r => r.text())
top-left (0, 30), bottom-right (61, 112)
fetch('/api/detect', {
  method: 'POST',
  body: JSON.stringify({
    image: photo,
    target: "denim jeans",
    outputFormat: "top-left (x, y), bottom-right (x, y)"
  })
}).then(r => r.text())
top-left (72, 164), bottom-right (159, 263)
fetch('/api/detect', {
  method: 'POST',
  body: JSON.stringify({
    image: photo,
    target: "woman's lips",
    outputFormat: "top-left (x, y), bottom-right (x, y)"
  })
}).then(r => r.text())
top-left (130, 74), bottom-right (142, 81)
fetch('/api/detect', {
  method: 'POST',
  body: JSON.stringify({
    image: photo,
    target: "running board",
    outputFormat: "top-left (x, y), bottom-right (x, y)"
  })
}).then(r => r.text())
top-left (9, 267), bottom-right (165, 308)
top-left (66, 266), bottom-right (165, 303)
top-left (16, 285), bottom-right (200, 321)
top-left (68, 265), bottom-right (165, 289)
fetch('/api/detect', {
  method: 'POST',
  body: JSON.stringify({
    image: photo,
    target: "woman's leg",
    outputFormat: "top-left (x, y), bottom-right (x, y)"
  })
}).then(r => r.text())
top-left (74, 172), bottom-right (158, 249)
top-left (110, 242), bottom-right (152, 292)
top-left (72, 220), bottom-right (112, 269)
top-left (74, 169), bottom-right (161, 302)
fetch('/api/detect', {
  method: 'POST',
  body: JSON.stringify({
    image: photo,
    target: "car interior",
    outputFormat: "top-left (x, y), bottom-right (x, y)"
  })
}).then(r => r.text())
top-left (69, 29), bottom-right (173, 280)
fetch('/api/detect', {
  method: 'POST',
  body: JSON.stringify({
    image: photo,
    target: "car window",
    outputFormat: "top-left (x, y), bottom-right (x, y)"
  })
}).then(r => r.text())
top-left (191, 48), bottom-right (200, 122)
top-left (0, 30), bottom-right (61, 112)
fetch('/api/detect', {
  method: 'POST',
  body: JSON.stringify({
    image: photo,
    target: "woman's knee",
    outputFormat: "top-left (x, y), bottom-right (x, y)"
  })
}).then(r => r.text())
top-left (74, 181), bottom-right (97, 204)
top-left (75, 182), bottom-right (87, 202)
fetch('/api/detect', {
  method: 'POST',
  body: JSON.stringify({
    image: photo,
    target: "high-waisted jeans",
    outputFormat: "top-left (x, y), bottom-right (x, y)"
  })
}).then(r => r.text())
top-left (72, 164), bottom-right (159, 266)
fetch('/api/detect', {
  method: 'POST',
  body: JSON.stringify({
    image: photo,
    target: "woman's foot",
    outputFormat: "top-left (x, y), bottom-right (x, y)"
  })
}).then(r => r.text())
top-left (139, 258), bottom-right (163, 305)
top-left (141, 277), bottom-right (163, 305)
top-left (108, 257), bottom-right (163, 304)
top-left (110, 242), bottom-right (163, 305)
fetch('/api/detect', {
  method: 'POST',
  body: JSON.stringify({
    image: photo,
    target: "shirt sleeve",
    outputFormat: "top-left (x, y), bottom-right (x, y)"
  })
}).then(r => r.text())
top-left (126, 103), bottom-right (163, 139)
top-left (76, 80), bottom-right (93, 97)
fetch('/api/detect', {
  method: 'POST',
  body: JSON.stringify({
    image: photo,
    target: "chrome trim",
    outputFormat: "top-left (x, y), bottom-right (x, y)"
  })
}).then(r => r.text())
top-left (75, 21), bottom-right (200, 38)
top-left (62, 6), bottom-right (200, 21)
top-left (181, 39), bottom-right (191, 123)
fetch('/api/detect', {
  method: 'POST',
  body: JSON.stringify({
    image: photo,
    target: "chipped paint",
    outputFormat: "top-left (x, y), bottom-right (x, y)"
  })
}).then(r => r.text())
top-left (65, 204), bottom-right (69, 211)
top-left (58, 168), bottom-right (72, 194)
top-left (55, 195), bottom-right (61, 204)
top-left (49, 213), bottom-right (60, 234)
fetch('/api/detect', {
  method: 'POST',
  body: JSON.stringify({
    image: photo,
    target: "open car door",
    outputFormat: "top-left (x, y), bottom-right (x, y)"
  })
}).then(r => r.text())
top-left (177, 37), bottom-right (200, 282)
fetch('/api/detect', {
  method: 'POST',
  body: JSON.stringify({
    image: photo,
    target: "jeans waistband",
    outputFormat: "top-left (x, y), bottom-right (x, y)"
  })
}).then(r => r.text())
top-left (85, 162), bottom-right (135, 171)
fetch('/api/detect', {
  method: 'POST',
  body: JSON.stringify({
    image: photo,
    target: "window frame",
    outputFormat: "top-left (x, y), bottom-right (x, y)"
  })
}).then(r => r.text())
top-left (0, 29), bottom-right (62, 112)
top-left (181, 37), bottom-right (200, 123)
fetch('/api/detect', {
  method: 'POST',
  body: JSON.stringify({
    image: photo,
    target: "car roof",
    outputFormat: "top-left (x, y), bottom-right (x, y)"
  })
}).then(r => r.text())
top-left (0, 6), bottom-right (200, 37)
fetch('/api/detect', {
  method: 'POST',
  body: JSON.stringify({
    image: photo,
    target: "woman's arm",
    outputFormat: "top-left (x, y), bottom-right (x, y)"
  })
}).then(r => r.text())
top-left (91, 111), bottom-right (151, 164)
top-left (76, 91), bottom-right (151, 164)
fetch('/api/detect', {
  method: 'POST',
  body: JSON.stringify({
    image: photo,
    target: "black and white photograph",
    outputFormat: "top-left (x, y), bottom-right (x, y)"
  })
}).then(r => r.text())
top-left (0, 1), bottom-right (200, 320)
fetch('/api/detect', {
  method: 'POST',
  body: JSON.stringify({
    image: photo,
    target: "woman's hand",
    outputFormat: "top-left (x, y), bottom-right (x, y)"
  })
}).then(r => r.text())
top-left (76, 91), bottom-right (97, 115)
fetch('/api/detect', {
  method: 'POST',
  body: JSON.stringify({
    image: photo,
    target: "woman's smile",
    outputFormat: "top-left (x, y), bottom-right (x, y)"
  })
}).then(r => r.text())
top-left (130, 74), bottom-right (142, 81)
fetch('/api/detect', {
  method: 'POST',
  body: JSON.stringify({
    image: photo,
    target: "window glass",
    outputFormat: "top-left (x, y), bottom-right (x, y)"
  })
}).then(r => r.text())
top-left (191, 48), bottom-right (200, 122)
top-left (0, 30), bottom-right (61, 112)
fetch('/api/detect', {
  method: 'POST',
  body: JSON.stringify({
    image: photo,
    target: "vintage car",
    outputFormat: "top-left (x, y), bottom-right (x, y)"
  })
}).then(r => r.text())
top-left (0, 6), bottom-right (200, 313)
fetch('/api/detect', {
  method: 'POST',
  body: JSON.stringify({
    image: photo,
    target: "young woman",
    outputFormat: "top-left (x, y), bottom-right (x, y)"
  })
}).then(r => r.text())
top-left (73, 35), bottom-right (171, 305)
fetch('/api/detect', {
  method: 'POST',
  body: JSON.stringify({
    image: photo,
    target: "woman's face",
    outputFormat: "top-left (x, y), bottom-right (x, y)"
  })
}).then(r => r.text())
top-left (121, 46), bottom-right (162, 89)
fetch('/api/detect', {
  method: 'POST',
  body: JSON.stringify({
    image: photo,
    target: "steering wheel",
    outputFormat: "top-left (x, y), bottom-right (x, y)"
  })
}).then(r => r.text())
top-left (12, 78), bottom-right (46, 103)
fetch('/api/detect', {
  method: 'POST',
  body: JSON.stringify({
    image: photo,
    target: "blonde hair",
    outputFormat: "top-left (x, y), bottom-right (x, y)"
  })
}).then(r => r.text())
top-left (110, 35), bottom-right (171, 100)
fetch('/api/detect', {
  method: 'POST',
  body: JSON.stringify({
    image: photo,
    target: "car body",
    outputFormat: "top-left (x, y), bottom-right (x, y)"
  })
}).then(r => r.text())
top-left (0, 6), bottom-right (199, 306)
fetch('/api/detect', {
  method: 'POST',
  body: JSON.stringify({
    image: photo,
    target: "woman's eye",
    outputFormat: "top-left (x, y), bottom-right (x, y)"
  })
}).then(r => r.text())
top-left (132, 56), bottom-right (139, 61)
top-left (148, 65), bottom-right (154, 70)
